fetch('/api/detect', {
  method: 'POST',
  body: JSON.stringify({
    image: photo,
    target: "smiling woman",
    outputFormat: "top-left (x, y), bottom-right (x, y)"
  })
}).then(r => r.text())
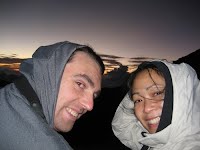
top-left (129, 67), bottom-right (165, 134)
top-left (112, 60), bottom-right (200, 150)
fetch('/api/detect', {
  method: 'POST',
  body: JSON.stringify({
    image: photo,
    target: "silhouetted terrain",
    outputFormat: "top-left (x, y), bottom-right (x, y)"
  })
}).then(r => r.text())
top-left (0, 68), bottom-right (20, 88)
top-left (173, 49), bottom-right (200, 79)
top-left (0, 49), bottom-right (200, 149)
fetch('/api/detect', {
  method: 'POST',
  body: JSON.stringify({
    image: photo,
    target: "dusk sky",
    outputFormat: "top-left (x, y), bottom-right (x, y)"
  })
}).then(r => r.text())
top-left (1, 0), bottom-right (200, 65)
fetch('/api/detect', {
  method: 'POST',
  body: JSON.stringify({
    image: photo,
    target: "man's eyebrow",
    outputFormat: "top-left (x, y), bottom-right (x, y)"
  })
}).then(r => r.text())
top-left (74, 74), bottom-right (94, 87)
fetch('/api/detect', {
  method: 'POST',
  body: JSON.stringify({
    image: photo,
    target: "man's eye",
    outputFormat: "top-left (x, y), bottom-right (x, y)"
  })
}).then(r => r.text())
top-left (76, 82), bottom-right (85, 88)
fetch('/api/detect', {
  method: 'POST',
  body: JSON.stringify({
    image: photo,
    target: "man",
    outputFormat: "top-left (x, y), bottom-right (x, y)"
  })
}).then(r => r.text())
top-left (0, 41), bottom-right (105, 149)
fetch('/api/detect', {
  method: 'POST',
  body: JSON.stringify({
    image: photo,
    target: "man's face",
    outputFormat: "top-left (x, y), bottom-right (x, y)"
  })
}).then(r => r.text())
top-left (131, 69), bottom-right (165, 133)
top-left (54, 51), bottom-right (102, 132)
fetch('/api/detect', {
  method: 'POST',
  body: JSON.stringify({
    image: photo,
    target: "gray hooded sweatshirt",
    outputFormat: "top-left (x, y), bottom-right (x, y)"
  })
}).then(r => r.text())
top-left (0, 41), bottom-right (87, 150)
top-left (112, 60), bottom-right (200, 150)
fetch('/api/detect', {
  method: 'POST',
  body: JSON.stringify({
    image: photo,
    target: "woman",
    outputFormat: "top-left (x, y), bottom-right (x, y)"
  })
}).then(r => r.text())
top-left (112, 60), bottom-right (200, 150)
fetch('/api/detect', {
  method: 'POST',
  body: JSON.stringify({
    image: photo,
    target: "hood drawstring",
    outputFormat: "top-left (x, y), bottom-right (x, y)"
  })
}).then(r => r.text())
top-left (141, 132), bottom-right (150, 150)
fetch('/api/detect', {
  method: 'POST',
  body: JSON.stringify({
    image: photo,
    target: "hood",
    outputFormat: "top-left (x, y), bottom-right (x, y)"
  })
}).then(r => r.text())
top-left (19, 41), bottom-right (85, 128)
top-left (112, 60), bottom-right (200, 149)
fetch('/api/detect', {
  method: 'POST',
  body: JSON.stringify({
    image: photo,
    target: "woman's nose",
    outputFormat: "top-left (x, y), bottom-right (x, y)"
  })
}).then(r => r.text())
top-left (143, 99), bottom-right (154, 113)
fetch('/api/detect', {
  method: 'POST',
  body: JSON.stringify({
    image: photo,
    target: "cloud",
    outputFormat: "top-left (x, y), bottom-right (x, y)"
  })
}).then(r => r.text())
top-left (0, 54), bottom-right (25, 63)
top-left (100, 54), bottom-right (124, 59)
top-left (0, 53), bottom-right (161, 74)
top-left (102, 59), bottom-right (122, 66)
top-left (0, 58), bottom-right (24, 64)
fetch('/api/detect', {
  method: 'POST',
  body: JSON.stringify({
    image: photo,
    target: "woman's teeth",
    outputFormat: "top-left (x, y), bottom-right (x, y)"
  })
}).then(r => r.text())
top-left (148, 117), bottom-right (160, 124)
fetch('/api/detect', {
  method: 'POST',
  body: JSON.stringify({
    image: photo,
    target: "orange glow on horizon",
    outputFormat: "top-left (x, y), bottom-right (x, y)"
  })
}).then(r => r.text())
top-left (0, 63), bottom-right (20, 72)
top-left (0, 61), bottom-right (139, 75)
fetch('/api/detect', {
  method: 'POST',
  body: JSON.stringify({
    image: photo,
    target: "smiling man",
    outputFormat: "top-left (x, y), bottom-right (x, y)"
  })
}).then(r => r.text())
top-left (0, 41), bottom-right (104, 150)
top-left (54, 50), bottom-right (102, 132)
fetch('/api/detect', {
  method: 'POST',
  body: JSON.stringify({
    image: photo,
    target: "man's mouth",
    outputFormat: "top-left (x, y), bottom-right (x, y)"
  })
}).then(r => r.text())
top-left (148, 117), bottom-right (160, 125)
top-left (66, 107), bottom-right (78, 118)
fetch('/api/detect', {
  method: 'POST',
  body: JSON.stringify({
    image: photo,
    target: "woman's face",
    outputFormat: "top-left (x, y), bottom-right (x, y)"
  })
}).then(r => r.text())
top-left (131, 69), bottom-right (165, 133)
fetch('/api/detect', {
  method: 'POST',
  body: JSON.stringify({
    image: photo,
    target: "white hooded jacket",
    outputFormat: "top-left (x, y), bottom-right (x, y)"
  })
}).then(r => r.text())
top-left (112, 60), bottom-right (200, 150)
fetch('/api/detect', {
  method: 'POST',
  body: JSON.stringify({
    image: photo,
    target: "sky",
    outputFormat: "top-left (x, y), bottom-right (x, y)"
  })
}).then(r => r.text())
top-left (1, 0), bottom-right (200, 65)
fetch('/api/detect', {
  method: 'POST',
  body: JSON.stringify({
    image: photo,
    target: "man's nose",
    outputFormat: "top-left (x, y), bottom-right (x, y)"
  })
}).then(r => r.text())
top-left (80, 93), bottom-right (94, 111)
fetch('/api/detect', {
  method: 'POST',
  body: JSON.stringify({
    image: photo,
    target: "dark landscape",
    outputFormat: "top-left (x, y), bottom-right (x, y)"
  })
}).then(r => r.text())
top-left (0, 49), bottom-right (200, 149)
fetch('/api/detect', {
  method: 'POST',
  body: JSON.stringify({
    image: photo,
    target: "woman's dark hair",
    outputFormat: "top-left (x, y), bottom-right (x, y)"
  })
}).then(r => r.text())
top-left (128, 62), bottom-right (164, 99)
top-left (68, 46), bottom-right (105, 75)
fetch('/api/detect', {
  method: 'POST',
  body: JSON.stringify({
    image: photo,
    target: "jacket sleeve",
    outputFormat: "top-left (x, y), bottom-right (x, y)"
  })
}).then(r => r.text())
top-left (111, 93), bottom-right (143, 150)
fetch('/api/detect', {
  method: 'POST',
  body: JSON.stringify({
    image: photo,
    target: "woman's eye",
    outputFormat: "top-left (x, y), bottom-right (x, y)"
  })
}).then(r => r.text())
top-left (155, 90), bottom-right (164, 96)
top-left (155, 91), bottom-right (161, 96)
top-left (134, 99), bottom-right (142, 104)
top-left (152, 90), bottom-right (165, 100)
